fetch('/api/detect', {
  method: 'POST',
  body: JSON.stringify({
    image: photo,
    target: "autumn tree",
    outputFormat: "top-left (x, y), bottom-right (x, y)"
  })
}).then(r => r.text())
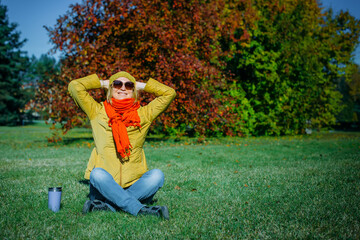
top-left (43, 0), bottom-right (255, 136)
top-left (0, 2), bottom-right (29, 125)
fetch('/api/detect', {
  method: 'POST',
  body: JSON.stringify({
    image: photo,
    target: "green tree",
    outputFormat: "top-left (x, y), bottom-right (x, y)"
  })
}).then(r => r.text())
top-left (349, 65), bottom-right (360, 123)
top-left (0, 1), bottom-right (29, 125)
top-left (24, 54), bottom-right (60, 120)
top-left (223, 0), bottom-right (360, 135)
top-left (336, 64), bottom-right (360, 125)
top-left (26, 54), bottom-right (60, 84)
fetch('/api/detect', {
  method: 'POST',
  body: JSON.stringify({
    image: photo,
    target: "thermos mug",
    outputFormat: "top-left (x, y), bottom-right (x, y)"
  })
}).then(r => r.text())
top-left (48, 187), bottom-right (62, 212)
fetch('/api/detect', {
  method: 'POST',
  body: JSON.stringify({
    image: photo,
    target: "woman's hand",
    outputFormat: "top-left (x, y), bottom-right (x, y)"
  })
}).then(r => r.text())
top-left (100, 80), bottom-right (110, 89)
top-left (136, 82), bottom-right (146, 91)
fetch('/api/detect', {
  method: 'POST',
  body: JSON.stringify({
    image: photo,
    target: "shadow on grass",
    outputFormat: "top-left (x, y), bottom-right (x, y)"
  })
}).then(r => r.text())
top-left (62, 137), bottom-right (94, 145)
top-left (78, 180), bottom-right (89, 185)
top-left (146, 136), bottom-right (171, 142)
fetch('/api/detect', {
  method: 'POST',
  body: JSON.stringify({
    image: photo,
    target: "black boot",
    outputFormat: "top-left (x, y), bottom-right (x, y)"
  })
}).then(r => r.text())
top-left (82, 200), bottom-right (110, 214)
top-left (138, 205), bottom-right (169, 220)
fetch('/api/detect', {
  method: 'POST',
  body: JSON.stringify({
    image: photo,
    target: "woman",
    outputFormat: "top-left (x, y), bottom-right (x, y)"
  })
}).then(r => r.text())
top-left (68, 71), bottom-right (176, 220)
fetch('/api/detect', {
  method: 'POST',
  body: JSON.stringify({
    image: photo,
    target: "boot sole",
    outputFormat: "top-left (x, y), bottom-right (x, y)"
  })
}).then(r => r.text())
top-left (82, 200), bottom-right (92, 214)
top-left (160, 206), bottom-right (170, 220)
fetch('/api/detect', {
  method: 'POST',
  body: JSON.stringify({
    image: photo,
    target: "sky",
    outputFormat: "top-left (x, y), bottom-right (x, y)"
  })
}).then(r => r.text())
top-left (2, 0), bottom-right (82, 60)
top-left (2, 0), bottom-right (360, 64)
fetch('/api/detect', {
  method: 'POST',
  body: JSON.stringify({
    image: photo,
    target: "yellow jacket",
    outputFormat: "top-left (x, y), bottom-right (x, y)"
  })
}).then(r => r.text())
top-left (68, 74), bottom-right (176, 188)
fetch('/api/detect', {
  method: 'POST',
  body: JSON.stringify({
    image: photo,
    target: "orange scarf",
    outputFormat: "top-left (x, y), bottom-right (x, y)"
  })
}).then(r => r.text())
top-left (103, 98), bottom-right (141, 158)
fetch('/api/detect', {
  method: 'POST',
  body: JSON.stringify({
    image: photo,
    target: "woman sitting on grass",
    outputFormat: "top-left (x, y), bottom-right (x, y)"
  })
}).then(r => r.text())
top-left (68, 71), bottom-right (176, 220)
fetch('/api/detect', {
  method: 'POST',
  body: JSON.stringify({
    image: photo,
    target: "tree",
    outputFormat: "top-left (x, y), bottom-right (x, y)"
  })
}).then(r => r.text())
top-left (26, 54), bottom-right (60, 84)
top-left (336, 64), bottom-right (360, 125)
top-left (223, 0), bottom-right (360, 135)
top-left (39, 0), bottom-right (359, 137)
top-left (349, 65), bottom-right (360, 105)
top-left (43, 0), bottom-right (255, 136)
top-left (349, 65), bottom-right (360, 124)
top-left (0, 1), bottom-right (29, 125)
top-left (24, 54), bottom-right (61, 120)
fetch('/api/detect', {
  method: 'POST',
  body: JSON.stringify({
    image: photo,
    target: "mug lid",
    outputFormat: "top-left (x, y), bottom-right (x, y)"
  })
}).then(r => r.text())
top-left (48, 187), bottom-right (62, 192)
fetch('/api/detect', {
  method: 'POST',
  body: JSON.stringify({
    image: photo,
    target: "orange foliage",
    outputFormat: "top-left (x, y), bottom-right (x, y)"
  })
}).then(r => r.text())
top-left (41, 0), bottom-right (255, 136)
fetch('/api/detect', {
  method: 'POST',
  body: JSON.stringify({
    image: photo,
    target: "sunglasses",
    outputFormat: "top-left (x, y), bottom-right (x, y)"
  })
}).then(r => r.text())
top-left (112, 80), bottom-right (135, 90)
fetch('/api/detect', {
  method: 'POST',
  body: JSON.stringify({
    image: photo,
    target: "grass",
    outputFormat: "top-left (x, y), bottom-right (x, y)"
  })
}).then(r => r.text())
top-left (0, 122), bottom-right (360, 239)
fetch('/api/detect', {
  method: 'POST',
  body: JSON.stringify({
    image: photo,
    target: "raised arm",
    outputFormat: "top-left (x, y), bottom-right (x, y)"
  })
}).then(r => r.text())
top-left (68, 74), bottom-right (103, 120)
top-left (142, 78), bottom-right (176, 122)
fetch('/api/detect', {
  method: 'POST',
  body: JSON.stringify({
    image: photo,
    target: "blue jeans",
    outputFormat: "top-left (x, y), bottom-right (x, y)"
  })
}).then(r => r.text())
top-left (89, 168), bottom-right (164, 216)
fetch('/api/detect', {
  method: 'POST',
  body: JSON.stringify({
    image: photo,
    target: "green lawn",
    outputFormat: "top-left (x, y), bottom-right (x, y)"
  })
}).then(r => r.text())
top-left (0, 122), bottom-right (359, 239)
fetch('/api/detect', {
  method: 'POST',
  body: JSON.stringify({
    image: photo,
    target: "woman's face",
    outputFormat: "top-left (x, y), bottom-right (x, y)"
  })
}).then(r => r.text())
top-left (111, 77), bottom-right (134, 100)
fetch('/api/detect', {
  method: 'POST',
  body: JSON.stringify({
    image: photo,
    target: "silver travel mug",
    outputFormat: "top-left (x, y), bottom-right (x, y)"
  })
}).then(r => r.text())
top-left (48, 187), bottom-right (62, 212)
